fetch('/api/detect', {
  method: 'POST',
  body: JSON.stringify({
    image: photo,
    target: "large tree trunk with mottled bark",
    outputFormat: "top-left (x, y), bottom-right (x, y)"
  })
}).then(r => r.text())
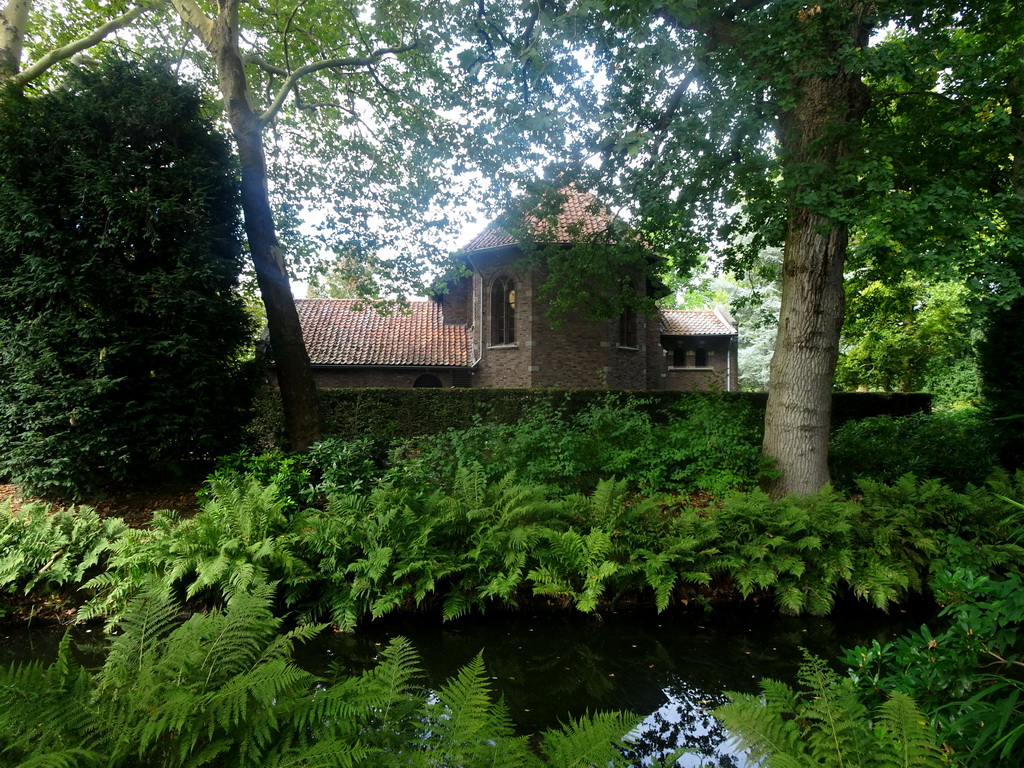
top-left (762, 208), bottom-right (848, 496)
top-left (201, 2), bottom-right (322, 451)
top-left (762, 68), bottom-right (870, 498)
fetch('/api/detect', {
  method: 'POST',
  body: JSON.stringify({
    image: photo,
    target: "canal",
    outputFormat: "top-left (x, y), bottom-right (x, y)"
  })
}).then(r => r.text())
top-left (0, 598), bottom-right (933, 766)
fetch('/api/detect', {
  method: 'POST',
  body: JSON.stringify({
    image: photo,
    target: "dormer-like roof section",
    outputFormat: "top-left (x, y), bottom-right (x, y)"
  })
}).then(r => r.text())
top-left (295, 299), bottom-right (472, 367)
top-left (462, 188), bottom-right (617, 253)
top-left (660, 307), bottom-right (737, 336)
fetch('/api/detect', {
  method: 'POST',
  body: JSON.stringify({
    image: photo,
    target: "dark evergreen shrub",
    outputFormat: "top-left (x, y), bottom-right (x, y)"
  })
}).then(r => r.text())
top-left (829, 410), bottom-right (999, 492)
top-left (0, 58), bottom-right (254, 497)
top-left (979, 295), bottom-right (1024, 470)
top-left (247, 387), bottom-right (933, 451)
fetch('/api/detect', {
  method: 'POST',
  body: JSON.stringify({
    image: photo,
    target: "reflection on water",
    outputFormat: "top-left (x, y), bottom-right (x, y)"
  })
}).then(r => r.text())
top-left (624, 682), bottom-right (740, 767)
top-left (0, 598), bottom-right (932, 766)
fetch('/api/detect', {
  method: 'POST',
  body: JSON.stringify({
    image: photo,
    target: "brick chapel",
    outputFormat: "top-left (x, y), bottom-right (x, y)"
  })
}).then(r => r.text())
top-left (276, 190), bottom-right (738, 391)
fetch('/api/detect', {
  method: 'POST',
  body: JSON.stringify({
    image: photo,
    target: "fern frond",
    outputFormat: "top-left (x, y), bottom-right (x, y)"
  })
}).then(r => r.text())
top-left (430, 651), bottom-right (495, 741)
top-left (11, 748), bottom-right (107, 767)
top-left (539, 710), bottom-right (639, 767)
top-left (713, 684), bottom-right (805, 766)
top-left (797, 653), bottom-right (874, 764)
top-left (364, 637), bottom-right (424, 729)
top-left (97, 577), bottom-right (178, 690)
top-left (272, 738), bottom-right (378, 768)
top-left (451, 463), bottom-right (489, 510)
top-left (875, 692), bottom-right (944, 768)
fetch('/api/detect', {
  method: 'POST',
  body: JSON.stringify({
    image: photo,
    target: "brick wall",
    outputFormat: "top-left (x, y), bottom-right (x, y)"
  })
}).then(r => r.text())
top-left (657, 336), bottom-right (737, 392)
top-left (472, 254), bottom-right (651, 390)
top-left (471, 250), bottom-right (534, 388)
top-left (274, 247), bottom-right (738, 392)
top-left (440, 274), bottom-right (472, 325)
top-left (645, 317), bottom-right (666, 389)
top-left (307, 368), bottom-right (458, 388)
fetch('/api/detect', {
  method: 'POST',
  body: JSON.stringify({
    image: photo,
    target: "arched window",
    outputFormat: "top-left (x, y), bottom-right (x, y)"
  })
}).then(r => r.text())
top-left (618, 281), bottom-right (639, 348)
top-left (618, 305), bottom-right (637, 348)
top-left (414, 374), bottom-right (443, 388)
top-left (490, 275), bottom-right (516, 346)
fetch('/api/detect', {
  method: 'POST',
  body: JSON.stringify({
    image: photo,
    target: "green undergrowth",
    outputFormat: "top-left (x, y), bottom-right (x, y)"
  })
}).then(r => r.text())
top-left (5, 468), bottom-right (1024, 631)
top-left (716, 652), bottom-right (947, 768)
top-left (720, 565), bottom-right (1024, 768)
top-left (212, 392), bottom-right (777, 501)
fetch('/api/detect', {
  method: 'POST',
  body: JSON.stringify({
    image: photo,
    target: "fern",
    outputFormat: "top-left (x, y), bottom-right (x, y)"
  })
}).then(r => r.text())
top-left (715, 654), bottom-right (945, 768)
top-left (875, 692), bottom-right (944, 768)
top-left (421, 651), bottom-right (522, 763)
top-left (0, 633), bottom-right (100, 763)
top-left (97, 576), bottom-right (180, 688)
top-left (0, 501), bottom-right (128, 597)
top-left (79, 478), bottom-right (308, 626)
top-left (538, 711), bottom-right (642, 768)
top-left (2, 584), bottom-right (645, 767)
top-left (796, 654), bottom-right (874, 766)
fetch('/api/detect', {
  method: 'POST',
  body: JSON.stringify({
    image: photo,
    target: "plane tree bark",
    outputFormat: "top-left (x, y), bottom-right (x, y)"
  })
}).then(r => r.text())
top-left (170, 0), bottom-right (324, 451)
top-left (766, 70), bottom-right (870, 496)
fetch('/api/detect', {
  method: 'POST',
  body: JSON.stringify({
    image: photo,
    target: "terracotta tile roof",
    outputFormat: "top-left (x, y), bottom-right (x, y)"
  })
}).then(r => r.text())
top-left (463, 188), bottom-right (617, 252)
top-left (659, 309), bottom-right (736, 336)
top-left (295, 299), bottom-right (472, 367)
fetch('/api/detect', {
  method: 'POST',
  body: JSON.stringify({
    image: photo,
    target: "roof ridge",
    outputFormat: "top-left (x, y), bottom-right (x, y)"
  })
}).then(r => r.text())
top-left (462, 187), bottom-right (617, 253)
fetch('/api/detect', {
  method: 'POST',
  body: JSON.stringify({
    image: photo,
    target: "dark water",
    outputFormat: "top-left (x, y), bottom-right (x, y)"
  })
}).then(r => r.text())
top-left (294, 602), bottom-right (933, 765)
top-left (0, 600), bottom-right (933, 766)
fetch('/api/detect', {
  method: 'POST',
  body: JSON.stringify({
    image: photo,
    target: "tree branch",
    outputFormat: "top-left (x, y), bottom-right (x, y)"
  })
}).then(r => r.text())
top-left (259, 43), bottom-right (417, 127)
top-left (168, 0), bottom-right (215, 48)
top-left (244, 53), bottom-right (288, 78)
top-left (10, 2), bottom-right (152, 88)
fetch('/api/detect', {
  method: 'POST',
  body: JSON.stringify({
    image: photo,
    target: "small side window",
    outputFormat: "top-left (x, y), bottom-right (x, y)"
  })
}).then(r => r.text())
top-left (618, 306), bottom-right (637, 348)
top-left (490, 275), bottom-right (516, 345)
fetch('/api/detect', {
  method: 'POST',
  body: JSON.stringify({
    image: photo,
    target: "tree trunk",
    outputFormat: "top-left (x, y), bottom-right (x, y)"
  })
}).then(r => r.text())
top-left (762, 69), bottom-right (870, 498)
top-left (207, 4), bottom-right (322, 451)
top-left (0, 1), bottom-right (29, 81)
top-left (762, 208), bottom-right (848, 496)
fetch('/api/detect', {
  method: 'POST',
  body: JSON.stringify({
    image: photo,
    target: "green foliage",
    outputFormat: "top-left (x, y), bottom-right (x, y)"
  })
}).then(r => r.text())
top-left (394, 393), bottom-right (773, 496)
top-left (715, 653), bottom-right (945, 768)
top-left (713, 489), bottom-right (856, 615)
top-left (0, 57), bottom-right (254, 498)
top-left (830, 410), bottom-right (999, 492)
top-left (650, 396), bottom-right (775, 496)
top-left (836, 278), bottom-right (982, 402)
top-left (843, 567), bottom-right (1024, 767)
top-left (0, 582), bottom-right (641, 767)
top-left (308, 436), bottom-right (387, 495)
top-left (81, 478), bottom-right (309, 622)
top-left (0, 501), bottom-right (127, 596)
top-left (381, 395), bottom-right (652, 493)
top-left (198, 450), bottom-right (316, 510)
top-left (9, 467), bottom-right (1023, 629)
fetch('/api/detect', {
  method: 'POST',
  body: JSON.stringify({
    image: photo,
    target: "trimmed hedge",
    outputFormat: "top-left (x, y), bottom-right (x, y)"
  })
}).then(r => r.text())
top-left (247, 387), bottom-right (932, 450)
